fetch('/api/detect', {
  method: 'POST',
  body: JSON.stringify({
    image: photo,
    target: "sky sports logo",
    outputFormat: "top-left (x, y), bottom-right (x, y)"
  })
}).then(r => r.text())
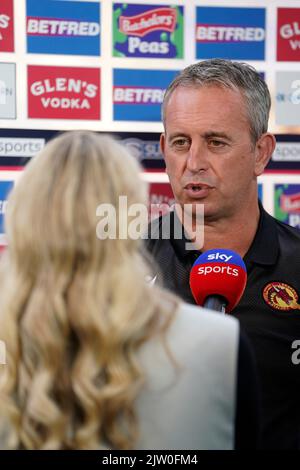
top-left (122, 138), bottom-right (163, 161)
top-left (197, 265), bottom-right (239, 277)
top-left (196, 7), bottom-right (265, 60)
top-left (196, 253), bottom-right (239, 276)
top-left (26, 0), bottom-right (101, 56)
top-left (113, 69), bottom-right (178, 121)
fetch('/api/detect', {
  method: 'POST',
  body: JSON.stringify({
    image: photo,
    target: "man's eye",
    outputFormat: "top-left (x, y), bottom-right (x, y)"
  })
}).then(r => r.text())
top-left (209, 140), bottom-right (226, 147)
top-left (172, 139), bottom-right (188, 147)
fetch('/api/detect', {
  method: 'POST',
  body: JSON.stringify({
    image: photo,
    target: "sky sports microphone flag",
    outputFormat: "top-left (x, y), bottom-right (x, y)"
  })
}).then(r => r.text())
top-left (189, 249), bottom-right (247, 313)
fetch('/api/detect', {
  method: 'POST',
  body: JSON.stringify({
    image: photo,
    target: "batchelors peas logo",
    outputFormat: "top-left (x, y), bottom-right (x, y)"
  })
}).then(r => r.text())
top-left (113, 4), bottom-right (183, 58)
top-left (119, 7), bottom-right (177, 37)
top-left (263, 282), bottom-right (300, 311)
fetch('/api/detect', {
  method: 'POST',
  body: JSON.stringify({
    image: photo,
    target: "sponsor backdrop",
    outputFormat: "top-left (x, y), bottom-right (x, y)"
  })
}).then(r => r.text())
top-left (1, 0), bottom-right (300, 242)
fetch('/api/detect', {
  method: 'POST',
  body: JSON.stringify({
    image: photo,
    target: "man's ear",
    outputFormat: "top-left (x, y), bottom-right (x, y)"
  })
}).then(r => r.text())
top-left (254, 133), bottom-right (276, 176)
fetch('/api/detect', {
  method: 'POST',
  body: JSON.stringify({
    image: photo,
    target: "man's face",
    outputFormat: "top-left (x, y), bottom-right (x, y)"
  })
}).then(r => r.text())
top-left (161, 85), bottom-right (262, 221)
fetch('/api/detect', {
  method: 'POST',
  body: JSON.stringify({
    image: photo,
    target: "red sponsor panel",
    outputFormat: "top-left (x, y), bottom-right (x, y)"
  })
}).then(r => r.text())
top-left (277, 8), bottom-right (300, 61)
top-left (149, 182), bottom-right (175, 220)
top-left (0, 0), bottom-right (14, 52)
top-left (27, 65), bottom-right (101, 120)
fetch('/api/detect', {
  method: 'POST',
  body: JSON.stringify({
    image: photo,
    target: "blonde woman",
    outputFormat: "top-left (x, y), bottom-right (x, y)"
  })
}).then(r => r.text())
top-left (0, 131), bottom-right (259, 450)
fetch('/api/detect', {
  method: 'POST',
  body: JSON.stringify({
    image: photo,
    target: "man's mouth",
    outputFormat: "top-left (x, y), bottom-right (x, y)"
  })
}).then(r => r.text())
top-left (184, 183), bottom-right (213, 190)
top-left (183, 183), bottom-right (213, 198)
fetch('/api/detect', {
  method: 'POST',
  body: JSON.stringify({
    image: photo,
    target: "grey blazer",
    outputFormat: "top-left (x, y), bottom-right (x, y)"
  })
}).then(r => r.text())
top-left (136, 303), bottom-right (239, 450)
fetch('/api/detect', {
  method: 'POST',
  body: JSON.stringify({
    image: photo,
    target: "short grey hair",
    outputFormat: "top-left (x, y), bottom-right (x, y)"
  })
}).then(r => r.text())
top-left (162, 59), bottom-right (271, 143)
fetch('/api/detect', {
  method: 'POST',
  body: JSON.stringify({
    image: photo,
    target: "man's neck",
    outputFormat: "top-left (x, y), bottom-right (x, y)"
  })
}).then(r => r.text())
top-left (176, 201), bottom-right (260, 259)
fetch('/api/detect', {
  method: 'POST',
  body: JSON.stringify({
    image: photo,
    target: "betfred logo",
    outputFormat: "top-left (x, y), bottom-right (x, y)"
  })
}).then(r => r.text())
top-left (27, 17), bottom-right (100, 37)
top-left (28, 66), bottom-right (100, 120)
top-left (113, 86), bottom-right (165, 104)
top-left (26, 0), bottom-right (101, 56)
top-left (196, 25), bottom-right (264, 42)
top-left (113, 68), bottom-right (178, 121)
top-left (0, 0), bottom-right (14, 52)
top-left (277, 8), bottom-right (300, 61)
top-left (119, 7), bottom-right (176, 37)
top-left (196, 7), bottom-right (265, 60)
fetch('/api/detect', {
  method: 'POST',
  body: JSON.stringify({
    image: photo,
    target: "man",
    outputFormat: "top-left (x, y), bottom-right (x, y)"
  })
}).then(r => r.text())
top-left (147, 59), bottom-right (300, 449)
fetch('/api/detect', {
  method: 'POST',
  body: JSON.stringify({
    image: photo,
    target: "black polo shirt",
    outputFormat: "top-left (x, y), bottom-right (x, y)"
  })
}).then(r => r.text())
top-left (146, 204), bottom-right (300, 449)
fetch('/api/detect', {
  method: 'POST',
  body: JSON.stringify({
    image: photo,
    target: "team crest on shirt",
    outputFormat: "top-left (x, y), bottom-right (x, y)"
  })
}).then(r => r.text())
top-left (263, 282), bottom-right (300, 311)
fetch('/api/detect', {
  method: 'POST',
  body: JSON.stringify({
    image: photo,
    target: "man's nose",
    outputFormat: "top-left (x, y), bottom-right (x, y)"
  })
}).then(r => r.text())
top-left (186, 141), bottom-right (209, 173)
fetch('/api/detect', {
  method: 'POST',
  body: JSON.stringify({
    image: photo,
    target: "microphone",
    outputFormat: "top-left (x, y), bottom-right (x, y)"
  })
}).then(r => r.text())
top-left (189, 249), bottom-right (247, 313)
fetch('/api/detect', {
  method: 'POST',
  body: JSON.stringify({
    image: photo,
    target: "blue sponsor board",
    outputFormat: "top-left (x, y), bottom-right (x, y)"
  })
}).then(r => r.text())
top-left (113, 3), bottom-right (184, 58)
top-left (26, 0), bottom-right (101, 56)
top-left (196, 7), bottom-right (265, 60)
top-left (0, 181), bottom-right (13, 233)
top-left (113, 69), bottom-right (178, 121)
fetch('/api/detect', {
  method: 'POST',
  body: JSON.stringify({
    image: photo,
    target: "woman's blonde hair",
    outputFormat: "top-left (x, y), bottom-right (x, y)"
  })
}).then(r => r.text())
top-left (0, 131), bottom-right (177, 449)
